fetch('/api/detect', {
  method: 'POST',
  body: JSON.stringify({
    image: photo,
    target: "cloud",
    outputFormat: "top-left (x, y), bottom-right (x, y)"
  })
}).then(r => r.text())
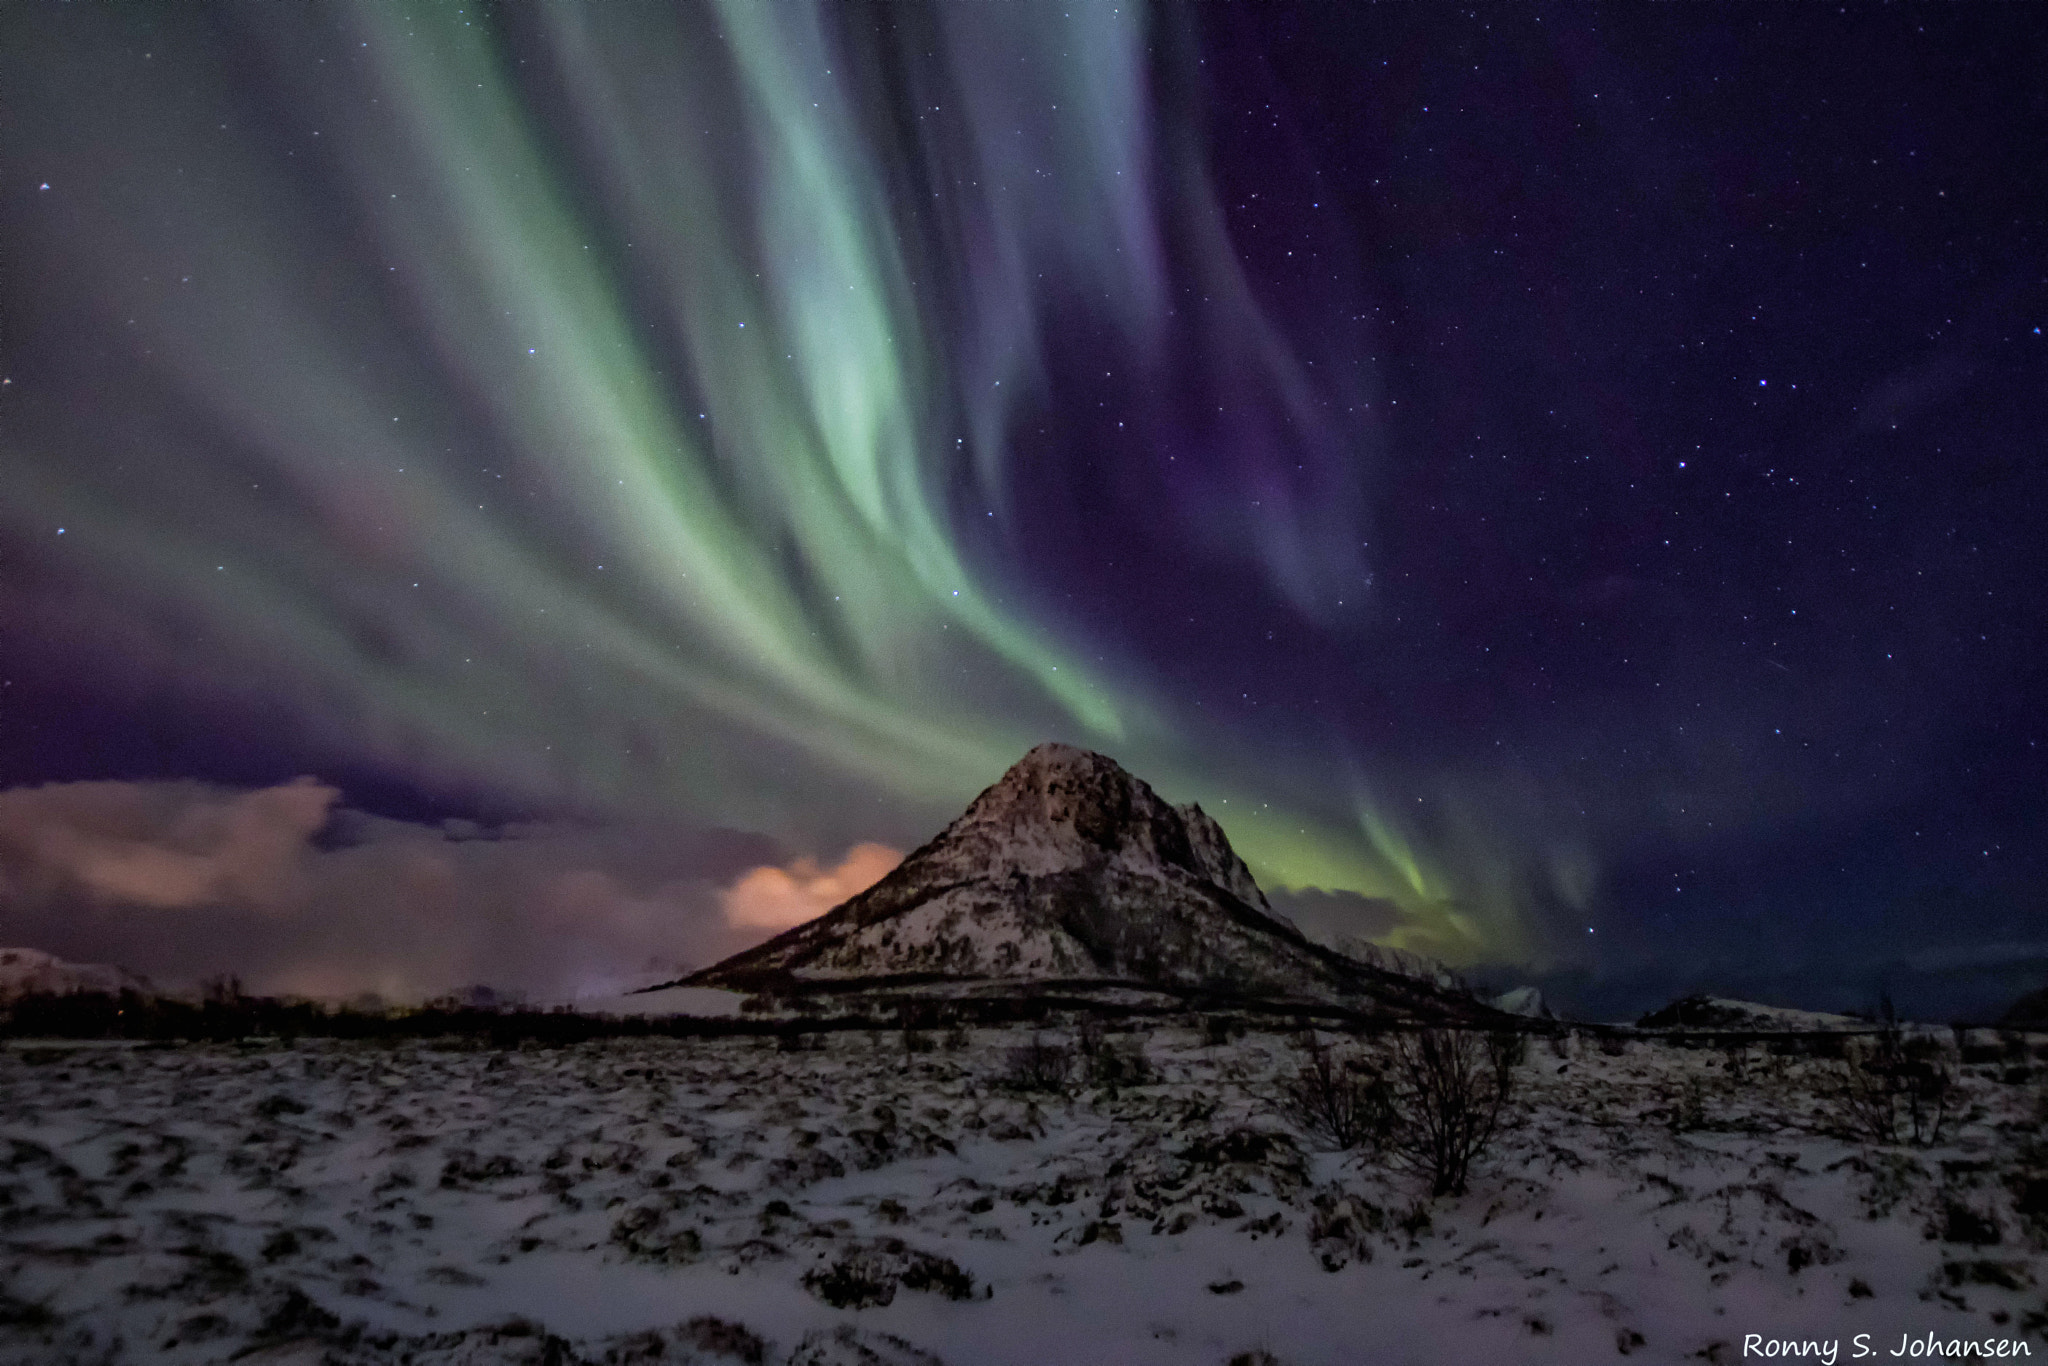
top-left (719, 844), bottom-right (902, 932)
top-left (1265, 887), bottom-right (1405, 948)
top-left (0, 777), bottom-right (337, 910)
top-left (0, 777), bottom-right (782, 1002)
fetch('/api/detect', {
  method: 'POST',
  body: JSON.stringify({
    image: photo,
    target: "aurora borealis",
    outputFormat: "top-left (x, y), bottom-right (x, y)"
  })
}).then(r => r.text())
top-left (2, 5), bottom-right (2044, 1014)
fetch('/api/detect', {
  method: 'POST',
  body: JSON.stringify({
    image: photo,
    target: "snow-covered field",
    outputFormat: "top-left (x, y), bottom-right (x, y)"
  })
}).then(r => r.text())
top-left (3, 1022), bottom-right (2044, 1364)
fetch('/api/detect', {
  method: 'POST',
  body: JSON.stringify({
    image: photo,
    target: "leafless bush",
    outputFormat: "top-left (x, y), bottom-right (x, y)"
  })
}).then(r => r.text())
top-left (1203, 1015), bottom-right (1241, 1047)
top-left (1000, 1033), bottom-right (1073, 1093)
top-left (1383, 1029), bottom-right (1521, 1197)
top-left (1277, 1032), bottom-right (1393, 1152)
top-left (1666, 1075), bottom-right (1710, 1133)
top-left (897, 1002), bottom-right (939, 1054)
top-left (1090, 1042), bottom-right (1153, 1089)
top-left (801, 1240), bottom-right (976, 1308)
top-left (1074, 1016), bottom-right (1152, 1088)
top-left (1835, 1018), bottom-right (1954, 1147)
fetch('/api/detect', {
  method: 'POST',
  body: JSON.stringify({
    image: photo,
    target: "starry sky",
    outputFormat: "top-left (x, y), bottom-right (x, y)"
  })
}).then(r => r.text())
top-left (2, 4), bottom-right (2043, 1017)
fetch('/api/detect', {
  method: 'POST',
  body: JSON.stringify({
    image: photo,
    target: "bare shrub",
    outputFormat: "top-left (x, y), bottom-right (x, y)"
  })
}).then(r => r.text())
top-left (1277, 1032), bottom-right (1393, 1152)
top-left (1665, 1075), bottom-right (1709, 1133)
top-left (1383, 1029), bottom-right (1521, 1197)
top-left (1089, 1040), bottom-right (1153, 1089)
top-left (1835, 1002), bottom-right (1954, 1147)
top-left (677, 1316), bottom-right (767, 1365)
top-left (1000, 1033), bottom-right (1073, 1093)
top-left (1307, 1189), bottom-right (1385, 1270)
top-left (801, 1241), bottom-right (976, 1308)
top-left (897, 1002), bottom-right (939, 1054)
top-left (1933, 1197), bottom-right (2003, 1246)
top-left (802, 1256), bottom-right (897, 1309)
top-left (1073, 1016), bottom-right (1152, 1088)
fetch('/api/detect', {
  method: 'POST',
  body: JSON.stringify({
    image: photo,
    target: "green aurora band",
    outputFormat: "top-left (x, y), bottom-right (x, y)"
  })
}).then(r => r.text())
top-left (5, 3), bottom-right (1589, 964)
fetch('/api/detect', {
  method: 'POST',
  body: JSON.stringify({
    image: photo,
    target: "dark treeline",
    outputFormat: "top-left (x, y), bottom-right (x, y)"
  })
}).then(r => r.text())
top-left (0, 987), bottom-right (1113, 1046)
top-left (0, 989), bottom-right (779, 1046)
top-left (0, 987), bottom-right (1517, 1047)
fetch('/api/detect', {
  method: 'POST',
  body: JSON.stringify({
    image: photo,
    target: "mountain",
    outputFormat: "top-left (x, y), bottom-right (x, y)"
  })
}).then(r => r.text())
top-left (687, 744), bottom-right (1492, 1020)
top-left (0, 947), bottom-right (153, 1001)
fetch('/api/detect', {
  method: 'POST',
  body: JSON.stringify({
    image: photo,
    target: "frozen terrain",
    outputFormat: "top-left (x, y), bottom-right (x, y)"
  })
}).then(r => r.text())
top-left (2, 1021), bottom-right (2044, 1365)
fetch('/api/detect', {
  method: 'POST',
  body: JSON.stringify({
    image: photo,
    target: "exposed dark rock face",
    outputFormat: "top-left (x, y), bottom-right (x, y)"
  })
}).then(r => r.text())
top-left (690, 744), bottom-right (1485, 1018)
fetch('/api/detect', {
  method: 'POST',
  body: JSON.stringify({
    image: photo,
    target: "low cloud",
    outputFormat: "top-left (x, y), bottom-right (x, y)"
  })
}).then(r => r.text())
top-left (0, 777), bottom-right (337, 910)
top-left (719, 844), bottom-right (902, 933)
top-left (0, 778), bottom-right (784, 1002)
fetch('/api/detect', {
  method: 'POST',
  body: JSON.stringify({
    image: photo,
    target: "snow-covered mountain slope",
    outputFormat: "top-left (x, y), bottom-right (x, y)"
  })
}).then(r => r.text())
top-left (0, 946), bottom-right (151, 1000)
top-left (691, 744), bottom-right (1488, 1018)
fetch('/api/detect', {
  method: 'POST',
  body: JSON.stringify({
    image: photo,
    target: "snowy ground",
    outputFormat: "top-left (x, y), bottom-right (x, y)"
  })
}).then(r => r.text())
top-left (2, 1022), bottom-right (2044, 1364)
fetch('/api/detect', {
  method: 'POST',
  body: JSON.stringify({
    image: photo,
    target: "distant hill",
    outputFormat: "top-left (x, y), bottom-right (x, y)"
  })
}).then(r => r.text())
top-left (686, 744), bottom-right (1497, 1021)
top-left (2001, 985), bottom-right (2048, 1028)
top-left (1637, 993), bottom-right (1865, 1032)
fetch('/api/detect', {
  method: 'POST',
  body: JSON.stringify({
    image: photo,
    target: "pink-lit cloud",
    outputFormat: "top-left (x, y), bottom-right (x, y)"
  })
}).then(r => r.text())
top-left (0, 776), bottom-right (337, 910)
top-left (718, 843), bottom-right (902, 932)
top-left (0, 777), bottom-right (783, 1002)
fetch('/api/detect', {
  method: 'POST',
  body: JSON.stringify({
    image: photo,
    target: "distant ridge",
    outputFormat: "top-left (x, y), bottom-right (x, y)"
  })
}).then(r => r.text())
top-left (0, 947), bottom-right (153, 1001)
top-left (688, 744), bottom-right (1496, 1020)
top-left (1636, 994), bottom-right (1866, 1032)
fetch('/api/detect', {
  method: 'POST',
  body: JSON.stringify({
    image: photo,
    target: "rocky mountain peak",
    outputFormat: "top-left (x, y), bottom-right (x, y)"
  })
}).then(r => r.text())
top-left (937, 743), bottom-right (1271, 914)
top-left (957, 742), bottom-right (1173, 847)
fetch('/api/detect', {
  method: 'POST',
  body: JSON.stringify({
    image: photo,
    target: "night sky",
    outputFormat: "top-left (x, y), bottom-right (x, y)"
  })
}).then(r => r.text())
top-left (2, 4), bottom-right (2043, 1018)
